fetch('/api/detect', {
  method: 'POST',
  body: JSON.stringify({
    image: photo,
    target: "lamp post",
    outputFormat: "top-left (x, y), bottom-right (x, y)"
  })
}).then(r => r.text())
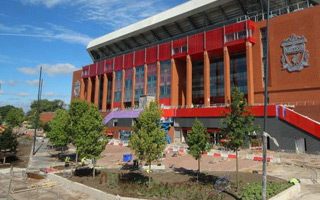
top-left (262, 0), bottom-right (270, 199)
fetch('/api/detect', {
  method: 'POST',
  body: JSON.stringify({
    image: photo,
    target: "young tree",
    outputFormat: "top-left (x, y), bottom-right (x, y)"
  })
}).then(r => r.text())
top-left (5, 107), bottom-right (25, 128)
top-left (186, 119), bottom-right (209, 182)
top-left (129, 102), bottom-right (166, 186)
top-left (0, 127), bottom-right (18, 152)
top-left (47, 109), bottom-right (70, 150)
top-left (220, 87), bottom-right (257, 191)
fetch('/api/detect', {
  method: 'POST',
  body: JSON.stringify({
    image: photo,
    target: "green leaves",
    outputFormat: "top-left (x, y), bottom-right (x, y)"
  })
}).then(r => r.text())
top-left (0, 127), bottom-right (18, 152)
top-left (186, 119), bottom-right (209, 160)
top-left (129, 102), bottom-right (166, 164)
top-left (47, 100), bottom-right (107, 159)
top-left (5, 107), bottom-right (25, 128)
top-left (47, 109), bottom-right (70, 147)
top-left (220, 87), bottom-right (257, 152)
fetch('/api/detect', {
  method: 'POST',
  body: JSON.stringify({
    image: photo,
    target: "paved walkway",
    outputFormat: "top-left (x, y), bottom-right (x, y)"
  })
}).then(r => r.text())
top-left (28, 137), bottom-right (64, 170)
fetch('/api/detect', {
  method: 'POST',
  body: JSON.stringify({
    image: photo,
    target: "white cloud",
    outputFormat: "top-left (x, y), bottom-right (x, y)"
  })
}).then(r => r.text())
top-left (21, 0), bottom-right (69, 8)
top-left (26, 79), bottom-right (40, 86)
top-left (16, 92), bottom-right (30, 97)
top-left (7, 80), bottom-right (18, 86)
top-left (0, 90), bottom-right (3, 95)
top-left (20, 0), bottom-right (177, 29)
top-left (0, 23), bottom-right (92, 45)
top-left (18, 63), bottom-right (78, 76)
top-left (43, 92), bottom-right (55, 97)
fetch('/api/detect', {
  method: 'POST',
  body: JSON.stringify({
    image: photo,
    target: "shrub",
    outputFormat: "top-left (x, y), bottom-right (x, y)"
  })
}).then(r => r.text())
top-left (241, 182), bottom-right (292, 200)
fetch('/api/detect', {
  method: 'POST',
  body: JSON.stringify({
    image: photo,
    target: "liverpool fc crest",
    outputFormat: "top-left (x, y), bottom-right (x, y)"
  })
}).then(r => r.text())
top-left (281, 34), bottom-right (309, 72)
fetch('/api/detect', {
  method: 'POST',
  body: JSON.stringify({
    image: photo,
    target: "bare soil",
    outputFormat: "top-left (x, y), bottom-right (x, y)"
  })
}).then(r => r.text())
top-left (0, 136), bottom-right (32, 168)
top-left (68, 169), bottom-right (286, 200)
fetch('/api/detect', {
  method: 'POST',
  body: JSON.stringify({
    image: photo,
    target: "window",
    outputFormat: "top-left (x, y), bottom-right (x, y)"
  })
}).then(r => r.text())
top-left (147, 63), bottom-right (157, 96)
top-left (160, 60), bottom-right (171, 98)
top-left (124, 69), bottom-right (133, 102)
top-left (192, 60), bottom-right (204, 105)
top-left (210, 58), bottom-right (224, 103)
top-left (135, 66), bottom-right (144, 101)
top-left (230, 54), bottom-right (247, 94)
top-left (114, 71), bottom-right (122, 102)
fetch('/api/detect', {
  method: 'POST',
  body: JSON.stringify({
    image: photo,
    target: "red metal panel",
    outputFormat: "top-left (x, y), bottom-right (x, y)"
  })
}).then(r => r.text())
top-left (159, 98), bottom-right (171, 106)
top-left (172, 37), bottom-right (187, 58)
top-left (159, 42), bottom-right (171, 61)
top-left (97, 60), bottom-right (104, 75)
top-left (188, 33), bottom-right (204, 55)
top-left (89, 63), bottom-right (97, 77)
top-left (113, 102), bottom-right (121, 108)
top-left (205, 28), bottom-right (224, 51)
top-left (278, 106), bottom-right (320, 139)
top-left (146, 46), bottom-right (157, 64)
top-left (114, 55), bottom-right (123, 71)
top-left (225, 21), bottom-right (246, 34)
top-left (124, 53), bottom-right (133, 69)
top-left (105, 59), bottom-right (113, 73)
top-left (134, 49), bottom-right (145, 66)
top-left (82, 65), bottom-right (90, 78)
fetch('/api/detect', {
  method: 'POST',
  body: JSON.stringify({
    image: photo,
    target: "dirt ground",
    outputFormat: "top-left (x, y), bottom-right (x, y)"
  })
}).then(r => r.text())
top-left (0, 136), bottom-right (32, 169)
top-left (69, 169), bottom-right (286, 200)
top-left (97, 145), bottom-right (262, 172)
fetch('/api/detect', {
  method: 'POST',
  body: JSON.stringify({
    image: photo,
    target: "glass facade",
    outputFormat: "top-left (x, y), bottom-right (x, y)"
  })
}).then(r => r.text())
top-left (192, 60), bottom-right (204, 105)
top-left (160, 60), bottom-right (171, 98)
top-left (114, 71), bottom-right (122, 102)
top-left (147, 63), bottom-right (157, 97)
top-left (230, 54), bottom-right (247, 94)
top-left (106, 76), bottom-right (112, 108)
top-left (210, 58), bottom-right (224, 103)
top-left (124, 68), bottom-right (133, 103)
top-left (98, 75), bottom-right (103, 110)
top-left (135, 66), bottom-right (144, 101)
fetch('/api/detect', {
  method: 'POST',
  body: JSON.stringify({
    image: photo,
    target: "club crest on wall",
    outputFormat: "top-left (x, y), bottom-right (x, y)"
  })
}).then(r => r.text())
top-left (281, 34), bottom-right (309, 72)
top-left (73, 80), bottom-right (80, 97)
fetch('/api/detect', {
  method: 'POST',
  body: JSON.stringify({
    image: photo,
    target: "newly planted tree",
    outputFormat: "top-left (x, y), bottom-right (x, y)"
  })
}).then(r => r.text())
top-left (186, 119), bottom-right (209, 182)
top-left (47, 109), bottom-right (70, 151)
top-left (4, 107), bottom-right (24, 128)
top-left (220, 87), bottom-right (257, 191)
top-left (129, 102), bottom-right (166, 186)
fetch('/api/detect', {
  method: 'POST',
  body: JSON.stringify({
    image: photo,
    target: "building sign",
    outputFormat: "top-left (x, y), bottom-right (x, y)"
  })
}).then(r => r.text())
top-left (281, 34), bottom-right (309, 72)
top-left (73, 80), bottom-right (80, 97)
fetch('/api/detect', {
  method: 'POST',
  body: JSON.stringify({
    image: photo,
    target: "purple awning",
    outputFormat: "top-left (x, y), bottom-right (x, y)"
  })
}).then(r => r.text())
top-left (103, 109), bottom-right (143, 125)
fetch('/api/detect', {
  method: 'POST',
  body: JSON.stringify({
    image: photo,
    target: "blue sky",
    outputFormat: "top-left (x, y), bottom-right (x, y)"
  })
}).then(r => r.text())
top-left (0, 0), bottom-right (186, 111)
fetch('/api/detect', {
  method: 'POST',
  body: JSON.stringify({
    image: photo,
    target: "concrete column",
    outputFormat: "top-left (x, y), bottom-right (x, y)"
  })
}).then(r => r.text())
top-left (121, 69), bottom-right (125, 109)
top-left (186, 55), bottom-right (192, 108)
top-left (144, 64), bottom-right (148, 95)
top-left (80, 78), bottom-right (85, 100)
top-left (203, 51), bottom-right (211, 107)
top-left (246, 42), bottom-right (254, 105)
top-left (110, 72), bottom-right (115, 110)
top-left (86, 77), bottom-right (92, 103)
top-left (156, 61), bottom-right (161, 102)
top-left (170, 58), bottom-right (178, 107)
top-left (94, 75), bottom-right (100, 107)
top-left (102, 74), bottom-right (108, 112)
top-left (131, 68), bottom-right (136, 108)
top-left (224, 47), bottom-right (231, 104)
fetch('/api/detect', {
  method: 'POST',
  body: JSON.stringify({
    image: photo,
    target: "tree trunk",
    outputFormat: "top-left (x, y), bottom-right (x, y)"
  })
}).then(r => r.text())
top-left (148, 163), bottom-right (151, 187)
top-left (93, 165), bottom-right (96, 179)
top-left (75, 152), bottom-right (78, 165)
top-left (236, 150), bottom-right (239, 192)
top-left (197, 158), bottom-right (201, 183)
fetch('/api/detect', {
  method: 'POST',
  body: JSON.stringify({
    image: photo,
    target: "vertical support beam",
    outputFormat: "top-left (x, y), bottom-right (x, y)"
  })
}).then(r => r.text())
top-left (203, 51), bottom-right (211, 107)
top-left (246, 41), bottom-right (254, 105)
top-left (170, 58), bottom-right (178, 107)
top-left (156, 61), bottom-right (161, 102)
top-left (186, 55), bottom-right (192, 108)
top-left (224, 47), bottom-right (231, 104)
top-left (94, 75), bottom-right (100, 107)
top-left (132, 68), bottom-right (136, 108)
top-left (144, 64), bottom-right (148, 95)
top-left (111, 72), bottom-right (115, 110)
top-left (80, 78), bottom-right (85, 100)
top-left (86, 77), bottom-right (92, 103)
top-left (102, 74), bottom-right (108, 112)
top-left (121, 69), bottom-right (125, 109)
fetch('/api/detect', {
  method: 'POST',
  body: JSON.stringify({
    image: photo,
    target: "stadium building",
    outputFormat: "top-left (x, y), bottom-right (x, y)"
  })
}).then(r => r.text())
top-left (71, 0), bottom-right (320, 153)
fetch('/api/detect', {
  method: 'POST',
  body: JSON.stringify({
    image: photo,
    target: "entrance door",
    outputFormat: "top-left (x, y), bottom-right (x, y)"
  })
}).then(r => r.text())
top-left (295, 138), bottom-right (306, 154)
